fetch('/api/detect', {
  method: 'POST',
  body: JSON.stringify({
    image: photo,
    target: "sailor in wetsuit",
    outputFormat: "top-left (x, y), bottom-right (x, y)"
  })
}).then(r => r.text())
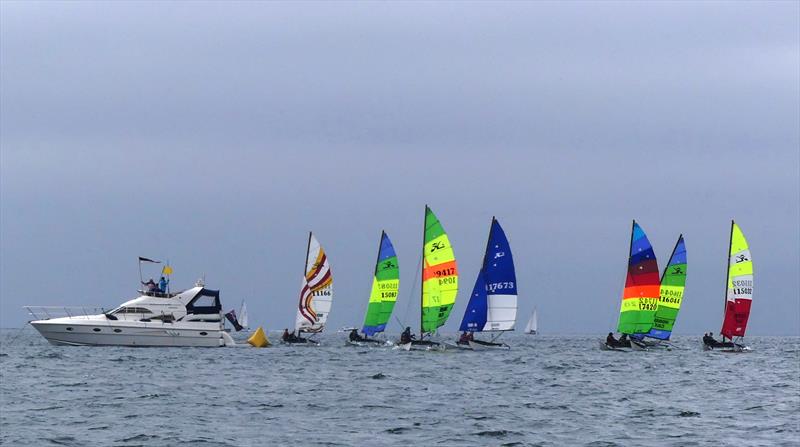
top-left (606, 332), bottom-right (618, 347)
top-left (349, 329), bottom-right (362, 342)
top-left (282, 329), bottom-right (290, 342)
top-left (400, 327), bottom-right (414, 344)
top-left (458, 331), bottom-right (471, 344)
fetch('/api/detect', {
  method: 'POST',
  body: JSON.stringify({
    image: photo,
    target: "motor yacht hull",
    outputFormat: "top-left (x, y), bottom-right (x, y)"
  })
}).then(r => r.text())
top-left (30, 319), bottom-right (226, 347)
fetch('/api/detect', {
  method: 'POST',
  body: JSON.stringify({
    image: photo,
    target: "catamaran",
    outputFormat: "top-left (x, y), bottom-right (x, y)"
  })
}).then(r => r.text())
top-left (634, 235), bottom-right (687, 348)
top-left (704, 221), bottom-right (753, 352)
top-left (398, 205), bottom-right (459, 351)
top-left (456, 217), bottom-right (516, 350)
top-left (524, 308), bottom-right (537, 335)
top-left (284, 232), bottom-right (333, 346)
top-left (348, 231), bottom-right (399, 346)
top-left (602, 220), bottom-right (660, 351)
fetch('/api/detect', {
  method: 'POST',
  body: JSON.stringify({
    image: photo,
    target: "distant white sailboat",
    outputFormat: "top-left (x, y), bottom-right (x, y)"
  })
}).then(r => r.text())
top-left (239, 300), bottom-right (249, 330)
top-left (524, 308), bottom-right (537, 335)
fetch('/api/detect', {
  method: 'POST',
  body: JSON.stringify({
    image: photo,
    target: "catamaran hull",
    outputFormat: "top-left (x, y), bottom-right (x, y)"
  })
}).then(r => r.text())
top-left (468, 340), bottom-right (510, 351)
top-left (30, 320), bottom-right (226, 347)
top-left (399, 340), bottom-right (445, 351)
top-left (702, 342), bottom-right (751, 352)
top-left (599, 341), bottom-right (630, 352)
top-left (346, 339), bottom-right (389, 347)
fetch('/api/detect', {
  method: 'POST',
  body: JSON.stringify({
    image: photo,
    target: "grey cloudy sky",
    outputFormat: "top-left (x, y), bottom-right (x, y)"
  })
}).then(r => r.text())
top-left (1, 1), bottom-right (798, 334)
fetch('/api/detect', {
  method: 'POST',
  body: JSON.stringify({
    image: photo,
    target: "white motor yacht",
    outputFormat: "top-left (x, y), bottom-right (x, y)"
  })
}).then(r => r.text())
top-left (28, 282), bottom-right (235, 347)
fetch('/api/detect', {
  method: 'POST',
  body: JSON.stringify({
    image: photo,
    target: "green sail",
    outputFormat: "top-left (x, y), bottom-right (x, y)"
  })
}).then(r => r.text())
top-left (648, 235), bottom-right (687, 339)
top-left (421, 206), bottom-right (459, 334)
top-left (361, 232), bottom-right (399, 336)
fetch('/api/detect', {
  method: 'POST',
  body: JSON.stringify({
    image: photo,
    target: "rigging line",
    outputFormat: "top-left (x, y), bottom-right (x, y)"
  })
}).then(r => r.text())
top-left (5, 324), bottom-right (31, 347)
top-left (398, 252), bottom-right (423, 332)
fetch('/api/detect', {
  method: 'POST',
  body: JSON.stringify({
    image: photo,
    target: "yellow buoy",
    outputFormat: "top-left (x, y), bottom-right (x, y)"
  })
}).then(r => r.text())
top-left (247, 326), bottom-right (271, 348)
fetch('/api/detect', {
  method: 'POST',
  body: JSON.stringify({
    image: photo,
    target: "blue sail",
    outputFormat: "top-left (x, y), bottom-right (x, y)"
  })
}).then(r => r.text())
top-left (459, 218), bottom-right (518, 332)
top-left (460, 269), bottom-right (488, 331)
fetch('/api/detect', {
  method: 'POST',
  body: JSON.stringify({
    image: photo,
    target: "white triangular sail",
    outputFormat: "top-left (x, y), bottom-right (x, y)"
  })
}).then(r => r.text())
top-left (295, 233), bottom-right (333, 333)
top-left (239, 300), bottom-right (249, 329)
top-left (524, 308), bottom-right (537, 335)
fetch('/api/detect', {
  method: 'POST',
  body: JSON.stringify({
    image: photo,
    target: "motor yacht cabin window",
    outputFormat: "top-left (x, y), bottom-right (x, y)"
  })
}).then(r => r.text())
top-left (113, 307), bottom-right (153, 315)
top-left (185, 289), bottom-right (222, 315)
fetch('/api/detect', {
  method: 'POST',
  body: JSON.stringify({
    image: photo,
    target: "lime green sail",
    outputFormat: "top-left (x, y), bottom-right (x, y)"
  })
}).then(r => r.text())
top-left (361, 231), bottom-right (399, 337)
top-left (421, 206), bottom-right (459, 334)
top-left (648, 235), bottom-right (687, 340)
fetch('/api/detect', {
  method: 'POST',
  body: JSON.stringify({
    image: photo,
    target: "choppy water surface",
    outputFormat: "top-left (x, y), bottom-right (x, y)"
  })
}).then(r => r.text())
top-left (1, 330), bottom-right (798, 446)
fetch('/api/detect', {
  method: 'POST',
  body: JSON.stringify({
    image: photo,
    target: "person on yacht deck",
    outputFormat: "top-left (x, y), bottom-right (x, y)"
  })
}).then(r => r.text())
top-left (158, 276), bottom-right (169, 293)
top-left (142, 279), bottom-right (158, 293)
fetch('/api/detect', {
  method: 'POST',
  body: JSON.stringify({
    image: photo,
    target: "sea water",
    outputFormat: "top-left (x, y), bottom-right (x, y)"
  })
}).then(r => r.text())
top-left (1, 329), bottom-right (798, 446)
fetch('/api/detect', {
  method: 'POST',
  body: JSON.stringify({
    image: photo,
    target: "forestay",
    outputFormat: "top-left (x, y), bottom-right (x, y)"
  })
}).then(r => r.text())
top-left (459, 218), bottom-right (517, 332)
top-left (362, 231), bottom-right (399, 336)
top-left (295, 233), bottom-right (333, 333)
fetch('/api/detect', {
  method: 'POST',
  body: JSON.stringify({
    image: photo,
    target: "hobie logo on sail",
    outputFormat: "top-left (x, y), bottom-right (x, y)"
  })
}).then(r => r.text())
top-left (431, 242), bottom-right (445, 252)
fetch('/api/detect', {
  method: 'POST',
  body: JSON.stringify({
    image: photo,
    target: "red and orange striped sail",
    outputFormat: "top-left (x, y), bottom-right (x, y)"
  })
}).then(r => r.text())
top-left (295, 233), bottom-right (333, 333)
top-left (617, 221), bottom-right (660, 335)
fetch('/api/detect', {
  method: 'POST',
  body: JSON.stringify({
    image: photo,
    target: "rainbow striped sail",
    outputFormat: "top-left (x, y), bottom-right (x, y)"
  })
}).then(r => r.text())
top-left (617, 221), bottom-right (660, 335)
top-left (295, 232), bottom-right (333, 333)
top-left (647, 235), bottom-right (687, 340)
top-left (721, 221), bottom-right (753, 339)
top-left (421, 206), bottom-right (458, 335)
top-left (361, 231), bottom-right (399, 337)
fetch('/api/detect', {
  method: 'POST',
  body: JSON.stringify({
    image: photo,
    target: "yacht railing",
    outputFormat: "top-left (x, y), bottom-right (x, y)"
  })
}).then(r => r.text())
top-left (24, 306), bottom-right (109, 321)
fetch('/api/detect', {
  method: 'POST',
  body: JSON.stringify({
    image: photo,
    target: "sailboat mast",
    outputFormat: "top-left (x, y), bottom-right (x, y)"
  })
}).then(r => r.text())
top-left (374, 231), bottom-right (385, 276)
top-left (304, 231), bottom-right (312, 276)
top-left (481, 217), bottom-right (495, 271)
top-left (661, 235), bottom-right (683, 283)
top-left (420, 206), bottom-right (426, 337)
top-left (621, 219), bottom-right (635, 335)
top-left (721, 220), bottom-right (734, 340)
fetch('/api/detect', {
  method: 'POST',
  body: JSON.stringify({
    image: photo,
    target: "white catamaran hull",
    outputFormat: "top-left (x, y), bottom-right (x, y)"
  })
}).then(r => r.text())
top-left (599, 341), bottom-right (630, 352)
top-left (468, 340), bottom-right (510, 351)
top-left (31, 319), bottom-right (227, 347)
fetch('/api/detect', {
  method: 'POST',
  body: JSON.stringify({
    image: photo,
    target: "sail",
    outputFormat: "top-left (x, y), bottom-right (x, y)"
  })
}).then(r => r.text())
top-left (721, 222), bottom-right (753, 339)
top-left (362, 232), bottom-right (400, 336)
top-left (239, 301), bottom-right (249, 329)
top-left (295, 233), bottom-right (333, 333)
top-left (459, 218), bottom-right (517, 332)
top-left (647, 235), bottom-right (687, 340)
top-left (524, 308), bottom-right (538, 334)
top-left (617, 221), bottom-right (660, 335)
top-left (421, 206), bottom-right (459, 334)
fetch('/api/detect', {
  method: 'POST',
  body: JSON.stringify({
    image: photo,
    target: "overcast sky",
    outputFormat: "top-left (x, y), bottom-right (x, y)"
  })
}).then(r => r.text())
top-left (1, 1), bottom-right (798, 335)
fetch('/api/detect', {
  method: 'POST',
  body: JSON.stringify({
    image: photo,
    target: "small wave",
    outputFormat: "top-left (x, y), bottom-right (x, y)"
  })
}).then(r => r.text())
top-left (117, 434), bottom-right (159, 442)
top-left (256, 403), bottom-right (284, 408)
top-left (55, 382), bottom-right (87, 388)
top-left (138, 393), bottom-right (165, 399)
top-left (744, 404), bottom-right (769, 410)
top-left (47, 436), bottom-right (79, 446)
top-left (473, 429), bottom-right (520, 438)
top-left (385, 427), bottom-right (410, 434)
top-left (678, 411), bottom-right (700, 417)
top-left (31, 405), bottom-right (63, 411)
top-left (371, 373), bottom-right (386, 379)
